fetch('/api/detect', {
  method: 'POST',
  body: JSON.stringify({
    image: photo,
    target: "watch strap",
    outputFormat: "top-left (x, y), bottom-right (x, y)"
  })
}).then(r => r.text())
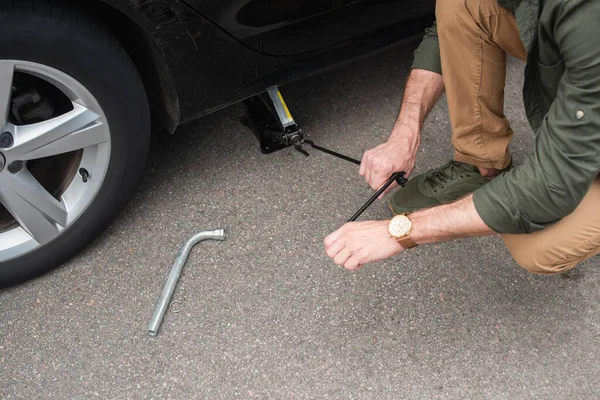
top-left (396, 235), bottom-right (418, 249)
top-left (393, 213), bottom-right (418, 249)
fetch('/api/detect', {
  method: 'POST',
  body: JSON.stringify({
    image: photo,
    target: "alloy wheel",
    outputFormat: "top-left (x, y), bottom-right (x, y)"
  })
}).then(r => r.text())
top-left (0, 60), bottom-right (111, 262)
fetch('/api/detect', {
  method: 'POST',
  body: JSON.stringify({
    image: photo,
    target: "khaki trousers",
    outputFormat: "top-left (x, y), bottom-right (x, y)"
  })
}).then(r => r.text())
top-left (436, 0), bottom-right (600, 274)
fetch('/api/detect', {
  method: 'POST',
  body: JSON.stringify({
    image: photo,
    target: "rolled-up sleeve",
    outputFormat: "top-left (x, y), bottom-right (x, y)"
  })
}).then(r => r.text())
top-left (473, 0), bottom-right (600, 234)
top-left (411, 22), bottom-right (442, 75)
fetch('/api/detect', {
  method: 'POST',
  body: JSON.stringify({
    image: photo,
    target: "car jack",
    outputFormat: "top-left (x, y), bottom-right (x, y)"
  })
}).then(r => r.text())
top-left (243, 86), bottom-right (408, 221)
top-left (242, 86), bottom-right (303, 154)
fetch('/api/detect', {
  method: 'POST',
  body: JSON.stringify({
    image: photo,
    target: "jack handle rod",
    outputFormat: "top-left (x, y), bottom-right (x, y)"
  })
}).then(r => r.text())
top-left (348, 172), bottom-right (406, 222)
top-left (298, 139), bottom-right (409, 221)
top-left (301, 139), bottom-right (408, 187)
top-left (302, 140), bottom-right (361, 166)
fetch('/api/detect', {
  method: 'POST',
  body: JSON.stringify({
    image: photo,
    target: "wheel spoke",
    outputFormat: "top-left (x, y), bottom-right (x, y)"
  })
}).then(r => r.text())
top-left (0, 169), bottom-right (67, 244)
top-left (7, 103), bottom-right (107, 160)
top-left (0, 61), bottom-right (15, 127)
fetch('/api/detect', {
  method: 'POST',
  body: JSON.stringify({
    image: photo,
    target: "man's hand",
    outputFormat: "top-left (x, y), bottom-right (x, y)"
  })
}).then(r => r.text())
top-left (323, 195), bottom-right (494, 272)
top-left (359, 69), bottom-right (445, 197)
top-left (359, 137), bottom-right (418, 197)
top-left (324, 220), bottom-right (405, 271)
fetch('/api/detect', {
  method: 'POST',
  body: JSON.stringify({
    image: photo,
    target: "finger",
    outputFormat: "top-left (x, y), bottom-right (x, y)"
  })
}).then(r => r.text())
top-left (344, 255), bottom-right (363, 271)
top-left (369, 169), bottom-right (383, 191)
top-left (359, 152), bottom-right (368, 176)
top-left (365, 155), bottom-right (375, 188)
top-left (378, 181), bottom-right (398, 199)
top-left (371, 170), bottom-right (388, 191)
top-left (333, 248), bottom-right (352, 266)
top-left (325, 238), bottom-right (345, 259)
top-left (348, 248), bottom-right (371, 270)
top-left (324, 226), bottom-right (345, 249)
top-left (325, 223), bottom-right (354, 250)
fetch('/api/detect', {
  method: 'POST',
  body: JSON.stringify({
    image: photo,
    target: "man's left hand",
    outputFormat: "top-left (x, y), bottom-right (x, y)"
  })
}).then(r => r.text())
top-left (324, 220), bottom-right (405, 271)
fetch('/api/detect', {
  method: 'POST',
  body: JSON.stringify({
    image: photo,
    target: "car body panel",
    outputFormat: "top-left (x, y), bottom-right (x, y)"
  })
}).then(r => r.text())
top-left (181, 0), bottom-right (435, 56)
top-left (99, 0), bottom-right (265, 122)
top-left (96, 0), bottom-right (434, 124)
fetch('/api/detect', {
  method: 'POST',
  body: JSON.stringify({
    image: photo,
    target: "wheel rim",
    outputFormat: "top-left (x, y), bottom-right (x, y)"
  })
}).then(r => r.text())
top-left (0, 60), bottom-right (111, 262)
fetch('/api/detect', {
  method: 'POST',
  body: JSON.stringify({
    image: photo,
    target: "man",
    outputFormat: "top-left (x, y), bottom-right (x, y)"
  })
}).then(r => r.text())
top-left (324, 0), bottom-right (600, 274)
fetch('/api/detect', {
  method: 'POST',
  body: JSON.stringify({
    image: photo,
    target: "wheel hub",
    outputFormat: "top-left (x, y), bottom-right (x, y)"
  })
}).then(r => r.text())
top-left (0, 60), bottom-right (111, 260)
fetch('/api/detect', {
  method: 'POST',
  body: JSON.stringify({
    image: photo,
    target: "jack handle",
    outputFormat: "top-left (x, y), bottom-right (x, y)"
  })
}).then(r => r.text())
top-left (348, 172), bottom-right (406, 222)
top-left (299, 139), bottom-right (408, 188)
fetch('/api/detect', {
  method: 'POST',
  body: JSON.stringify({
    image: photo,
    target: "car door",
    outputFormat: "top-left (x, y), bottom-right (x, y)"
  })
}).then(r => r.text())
top-left (183, 0), bottom-right (435, 56)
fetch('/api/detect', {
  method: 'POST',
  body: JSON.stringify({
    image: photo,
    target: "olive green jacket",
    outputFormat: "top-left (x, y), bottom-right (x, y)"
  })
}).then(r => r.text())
top-left (412, 0), bottom-right (600, 234)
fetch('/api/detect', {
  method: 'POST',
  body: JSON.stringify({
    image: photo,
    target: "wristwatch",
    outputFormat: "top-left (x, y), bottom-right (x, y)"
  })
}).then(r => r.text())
top-left (388, 213), bottom-right (418, 249)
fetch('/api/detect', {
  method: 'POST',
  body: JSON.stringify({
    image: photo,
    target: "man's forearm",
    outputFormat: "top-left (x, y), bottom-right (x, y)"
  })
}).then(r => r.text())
top-left (410, 194), bottom-right (495, 244)
top-left (389, 71), bottom-right (492, 247)
top-left (323, 194), bottom-right (496, 271)
top-left (390, 68), bottom-right (445, 141)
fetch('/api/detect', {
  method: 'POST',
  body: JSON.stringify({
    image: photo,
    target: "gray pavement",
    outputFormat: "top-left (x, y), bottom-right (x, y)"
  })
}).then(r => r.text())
top-left (1, 42), bottom-right (599, 399)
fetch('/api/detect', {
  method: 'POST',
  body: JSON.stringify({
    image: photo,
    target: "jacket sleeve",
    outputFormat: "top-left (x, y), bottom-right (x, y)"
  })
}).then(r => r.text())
top-left (473, 0), bottom-right (600, 234)
top-left (411, 22), bottom-right (442, 75)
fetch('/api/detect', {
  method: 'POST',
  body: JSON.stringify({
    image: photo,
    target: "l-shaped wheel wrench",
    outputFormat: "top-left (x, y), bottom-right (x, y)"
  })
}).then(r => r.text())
top-left (148, 229), bottom-right (226, 336)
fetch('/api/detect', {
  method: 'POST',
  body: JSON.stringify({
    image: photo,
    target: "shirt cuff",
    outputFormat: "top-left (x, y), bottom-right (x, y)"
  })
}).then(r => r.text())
top-left (472, 180), bottom-right (547, 234)
top-left (411, 38), bottom-right (442, 75)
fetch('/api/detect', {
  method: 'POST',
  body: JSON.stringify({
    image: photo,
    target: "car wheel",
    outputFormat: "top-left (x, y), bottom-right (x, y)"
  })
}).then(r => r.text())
top-left (0, 3), bottom-right (151, 288)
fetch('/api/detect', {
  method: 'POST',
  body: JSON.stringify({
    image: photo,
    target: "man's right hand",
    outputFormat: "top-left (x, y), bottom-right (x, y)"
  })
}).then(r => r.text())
top-left (359, 137), bottom-right (418, 197)
top-left (359, 68), bottom-right (444, 197)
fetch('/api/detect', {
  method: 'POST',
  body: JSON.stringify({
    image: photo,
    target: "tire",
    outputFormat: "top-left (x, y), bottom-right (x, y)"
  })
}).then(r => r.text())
top-left (0, 1), bottom-right (151, 288)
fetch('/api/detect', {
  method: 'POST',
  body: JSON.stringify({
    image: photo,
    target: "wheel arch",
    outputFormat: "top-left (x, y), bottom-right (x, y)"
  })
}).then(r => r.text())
top-left (0, 1), bottom-right (153, 287)
top-left (69, 0), bottom-right (183, 133)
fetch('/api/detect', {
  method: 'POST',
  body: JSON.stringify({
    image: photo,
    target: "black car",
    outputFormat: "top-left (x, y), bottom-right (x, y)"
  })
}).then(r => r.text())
top-left (0, 0), bottom-right (434, 287)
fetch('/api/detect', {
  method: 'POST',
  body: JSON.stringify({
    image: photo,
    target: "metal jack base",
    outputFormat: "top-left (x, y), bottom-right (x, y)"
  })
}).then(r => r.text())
top-left (242, 87), bottom-right (303, 154)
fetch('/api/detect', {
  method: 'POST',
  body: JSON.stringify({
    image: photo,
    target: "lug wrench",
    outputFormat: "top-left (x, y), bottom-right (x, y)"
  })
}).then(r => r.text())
top-left (298, 140), bottom-right (408, 221)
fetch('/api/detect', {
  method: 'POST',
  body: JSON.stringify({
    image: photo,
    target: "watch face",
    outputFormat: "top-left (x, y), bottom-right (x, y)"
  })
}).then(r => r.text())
top-left (389, 215), bottom-right (412, 237)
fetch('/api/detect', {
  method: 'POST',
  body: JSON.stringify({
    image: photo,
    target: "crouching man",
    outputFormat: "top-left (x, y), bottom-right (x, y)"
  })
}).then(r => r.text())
top-left (325, 0), bottom-right (600, 274)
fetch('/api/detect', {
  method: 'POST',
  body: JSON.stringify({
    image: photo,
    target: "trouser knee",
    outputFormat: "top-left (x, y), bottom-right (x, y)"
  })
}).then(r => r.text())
top-left (513, 252), bottom-right (581, 276)
top-left (505, 235), bottom-right (599, 276)
top-left (435, 0), bottom-right (469, 32)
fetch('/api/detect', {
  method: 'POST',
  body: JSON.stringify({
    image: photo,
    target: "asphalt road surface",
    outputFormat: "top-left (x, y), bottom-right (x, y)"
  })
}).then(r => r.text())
top-left (1, 40), bottom-right (599, 399)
